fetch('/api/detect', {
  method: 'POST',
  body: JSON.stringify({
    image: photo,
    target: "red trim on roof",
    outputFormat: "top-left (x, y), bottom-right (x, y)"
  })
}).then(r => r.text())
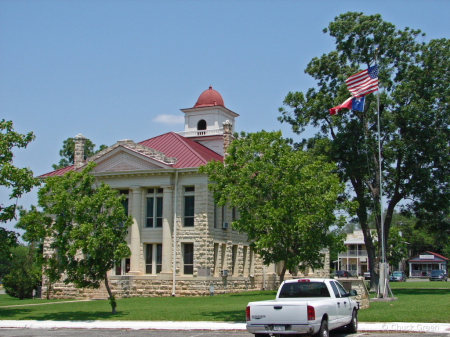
top-left (425, 251), bottom-right (449, 260)
top-left (407, 251), bottom-right (449, 262)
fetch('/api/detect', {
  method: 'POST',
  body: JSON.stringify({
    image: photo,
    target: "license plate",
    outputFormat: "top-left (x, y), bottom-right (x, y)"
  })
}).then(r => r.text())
top-left (274, 325), bottom-right (285, 331)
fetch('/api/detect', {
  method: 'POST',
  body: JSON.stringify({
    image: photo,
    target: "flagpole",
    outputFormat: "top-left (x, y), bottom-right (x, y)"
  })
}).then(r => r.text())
top-left (375, 48), bottom-right (387, 298)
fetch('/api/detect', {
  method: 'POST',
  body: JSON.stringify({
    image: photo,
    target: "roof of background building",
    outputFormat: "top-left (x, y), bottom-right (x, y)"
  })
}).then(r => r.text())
top-left (407, 251), bottom-right (449, 262)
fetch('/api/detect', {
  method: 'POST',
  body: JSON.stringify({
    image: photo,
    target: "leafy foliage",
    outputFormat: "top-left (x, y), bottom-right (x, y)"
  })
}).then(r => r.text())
top-left (16, 205), bottom-right (52, 245)
top-left (2, 245), bottom-right (41, 300)
top-left (0, 119), bottom-right (39, 254)
top-left (200, 130), bottom-right (354, 280)
top-left (278, 12), bottom-right (450, 286)
top-left (52, 137), bottom-right (107, 170)
top-left (37, 162), bottom-right (132, 312)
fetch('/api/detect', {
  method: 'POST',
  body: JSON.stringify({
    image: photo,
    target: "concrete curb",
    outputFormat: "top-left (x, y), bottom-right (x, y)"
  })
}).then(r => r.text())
top-left (1, 321), bottom-right (450, 333)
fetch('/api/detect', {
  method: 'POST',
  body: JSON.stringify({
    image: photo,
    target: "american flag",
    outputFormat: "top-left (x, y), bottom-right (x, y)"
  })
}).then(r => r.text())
top-left (345, 64), bottom-right (378, 97)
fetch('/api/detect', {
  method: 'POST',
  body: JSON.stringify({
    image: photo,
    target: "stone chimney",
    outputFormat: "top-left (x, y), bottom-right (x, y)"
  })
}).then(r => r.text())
top-left (222, 120), bottom-right (233, 158)
top-left (74, 134), bottom-right (86, 168)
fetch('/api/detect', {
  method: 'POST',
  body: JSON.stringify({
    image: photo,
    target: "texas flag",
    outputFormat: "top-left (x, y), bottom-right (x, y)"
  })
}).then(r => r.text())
top-left (329, 96), bottom-right (365, 115)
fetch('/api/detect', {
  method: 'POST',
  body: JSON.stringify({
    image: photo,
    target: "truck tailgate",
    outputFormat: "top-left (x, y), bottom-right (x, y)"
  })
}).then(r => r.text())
top-left (249, 301), bottom-right (308, 325)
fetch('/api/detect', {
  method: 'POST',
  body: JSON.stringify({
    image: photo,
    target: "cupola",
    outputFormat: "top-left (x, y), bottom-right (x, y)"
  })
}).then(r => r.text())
top-left (194, 86), bottom-right (225, 108)
top-left (178, 86), bottom-right (239, 156)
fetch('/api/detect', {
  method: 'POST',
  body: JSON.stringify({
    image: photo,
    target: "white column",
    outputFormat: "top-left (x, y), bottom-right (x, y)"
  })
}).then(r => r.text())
top-left (161, 185), bottom-right (173, 273)
top-left (129, 186), bottom-right (142, 275)
top-left (347, 248), bottom-right (349, 271)
top-left (409, 263), bottom-right (412, 277)
top-left (268, 262), bottom-right (276, 274)
top-left (356, 245), bottom-right (359, 275)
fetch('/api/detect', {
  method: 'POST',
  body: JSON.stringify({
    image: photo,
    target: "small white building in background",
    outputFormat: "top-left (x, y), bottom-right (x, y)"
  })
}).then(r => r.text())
top-left (39, 86), bottom-right (329, 299)
top-left (336, 230), bottom-right (369, 276)
top-left (407, 251), bottom-right (448, 277)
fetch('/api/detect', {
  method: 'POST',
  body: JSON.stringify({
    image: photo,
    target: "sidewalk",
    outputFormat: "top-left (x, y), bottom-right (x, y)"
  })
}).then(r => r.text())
top-left (1, 320), bottom-right (450, 334)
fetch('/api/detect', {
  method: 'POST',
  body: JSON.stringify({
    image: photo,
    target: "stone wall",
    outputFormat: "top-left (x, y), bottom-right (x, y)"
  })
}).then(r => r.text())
top-left (338, 278), bottom-right (370, 310)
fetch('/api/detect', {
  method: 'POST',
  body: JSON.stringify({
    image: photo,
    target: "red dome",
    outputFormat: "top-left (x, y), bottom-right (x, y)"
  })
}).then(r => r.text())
top-left (194, 86), bottom-right (225, 108)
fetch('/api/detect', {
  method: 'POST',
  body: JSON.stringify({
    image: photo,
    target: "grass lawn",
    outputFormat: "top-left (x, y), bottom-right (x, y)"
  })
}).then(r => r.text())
top-left (1, 286), bottom-right (449, 323)
top-left (0, 291), bottom-right (277, 322)
top-left (389, 281), bottom-right (450, 289)
top-left (359, 288), bottom-right (450, 323)
top-left (0, 295), bottom-right (75, 307)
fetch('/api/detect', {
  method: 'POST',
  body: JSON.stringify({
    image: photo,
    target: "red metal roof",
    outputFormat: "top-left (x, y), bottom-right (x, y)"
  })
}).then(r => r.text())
top-left (39, 132), bottom-right (223, 177)
top-left (38, 164), bottom-right (75, 177)
top-left (139, 132), bottom-right (223, 168)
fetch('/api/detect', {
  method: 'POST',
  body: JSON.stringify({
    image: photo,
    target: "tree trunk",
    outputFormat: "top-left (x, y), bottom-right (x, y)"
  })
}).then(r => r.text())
top-left (353, 185), bottom-right (380, 291)
top-left (46, 282), bottom-right (52, 300)
top-left (104, 273), bottom-right (116, 314)
top-left (279, 262), bottom-right (287, 283)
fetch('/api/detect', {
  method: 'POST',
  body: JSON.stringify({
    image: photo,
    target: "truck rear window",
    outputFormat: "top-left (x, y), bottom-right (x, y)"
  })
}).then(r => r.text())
top-left (279, 282), bottom-right (330, 298)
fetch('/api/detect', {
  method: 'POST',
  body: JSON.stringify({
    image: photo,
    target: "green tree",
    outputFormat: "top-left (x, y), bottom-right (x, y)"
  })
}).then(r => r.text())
top-left (0, 119), bottom-right (39, 255)
top-left (2, 244), bottom-right (41, 300)
top-left (278, 12), bottom-right (450, 288)
top-left (52, 137), bottom-right (107, 170)
top-left (37, 162), bottom-right (132, 313)
top-left (200, 131), bottom-right (354, 281)
top-left (386, 226), bottom-right (407, 269)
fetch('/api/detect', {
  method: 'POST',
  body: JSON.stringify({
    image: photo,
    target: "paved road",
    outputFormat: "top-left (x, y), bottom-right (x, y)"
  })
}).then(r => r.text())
top-left (0, 330), bottom-right (448, 337)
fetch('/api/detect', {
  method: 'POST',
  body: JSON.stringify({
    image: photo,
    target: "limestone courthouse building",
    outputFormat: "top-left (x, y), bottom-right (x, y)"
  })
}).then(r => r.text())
top-left (39, 87), bottom-right (329, 299)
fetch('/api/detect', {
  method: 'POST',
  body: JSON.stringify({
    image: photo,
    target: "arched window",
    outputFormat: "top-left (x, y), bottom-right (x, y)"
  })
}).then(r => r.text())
top-left (197, 119), bottom-right (207, 130)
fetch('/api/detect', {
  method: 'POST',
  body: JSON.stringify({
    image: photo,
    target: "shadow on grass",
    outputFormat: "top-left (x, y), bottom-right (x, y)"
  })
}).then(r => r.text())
top-left (226, 291), bottom-right (277, 298)
top-left (199, 310), bottom-right (245, 322)
top-left (392, 288), bottom-right (450, 296)
top-left (0, 308), bottom-right (126, 320)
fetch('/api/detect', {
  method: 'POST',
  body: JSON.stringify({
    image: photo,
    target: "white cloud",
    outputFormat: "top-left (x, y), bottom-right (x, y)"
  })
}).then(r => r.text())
top-left (152, 114), bottom-right (184, 124)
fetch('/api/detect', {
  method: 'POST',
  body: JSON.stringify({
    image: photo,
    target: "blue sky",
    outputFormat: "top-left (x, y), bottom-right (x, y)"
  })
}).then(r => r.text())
top-left (2, 0), bottom-right (449, 235)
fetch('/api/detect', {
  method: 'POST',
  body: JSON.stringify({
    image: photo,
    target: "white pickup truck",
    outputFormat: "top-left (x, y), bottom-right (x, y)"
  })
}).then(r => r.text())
top-left (246, 278), bottom-right (358, 336)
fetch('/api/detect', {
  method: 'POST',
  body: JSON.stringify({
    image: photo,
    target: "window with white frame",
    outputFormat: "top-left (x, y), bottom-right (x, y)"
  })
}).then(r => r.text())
top-left (146, 188), bottom-right (163, 228)
top-left (115, 258), bottom-right (130, 275)
top-left (183, 243), bottom-right (194, 275)
top-left (184, 186), bottom-right (195, 227)
top-left (145, 243), bottom-right (162, 274)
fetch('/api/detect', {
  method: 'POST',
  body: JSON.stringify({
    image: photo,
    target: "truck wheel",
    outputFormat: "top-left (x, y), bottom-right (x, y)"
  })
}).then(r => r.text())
top-left (347, 309), bottom-right (358, 333)
top-left (314, 319), bottom-right (329, 337)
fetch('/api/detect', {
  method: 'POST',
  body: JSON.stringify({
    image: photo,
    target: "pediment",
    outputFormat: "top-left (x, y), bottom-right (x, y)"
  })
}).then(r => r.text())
top-left (93, 149), bottom-right (170, 173)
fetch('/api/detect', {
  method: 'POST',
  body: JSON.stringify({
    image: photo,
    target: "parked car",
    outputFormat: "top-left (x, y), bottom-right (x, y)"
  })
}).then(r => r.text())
top-left (246, 278), bottom-right (358, 336)
top-left (389, 271), bottom-right (406, 282)
top-left (335, 270), bottom-right (353, 278)
top-left (364, 271), bottom-right (370, 280)
top-left (429, 270), bottom-right (448, 281)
